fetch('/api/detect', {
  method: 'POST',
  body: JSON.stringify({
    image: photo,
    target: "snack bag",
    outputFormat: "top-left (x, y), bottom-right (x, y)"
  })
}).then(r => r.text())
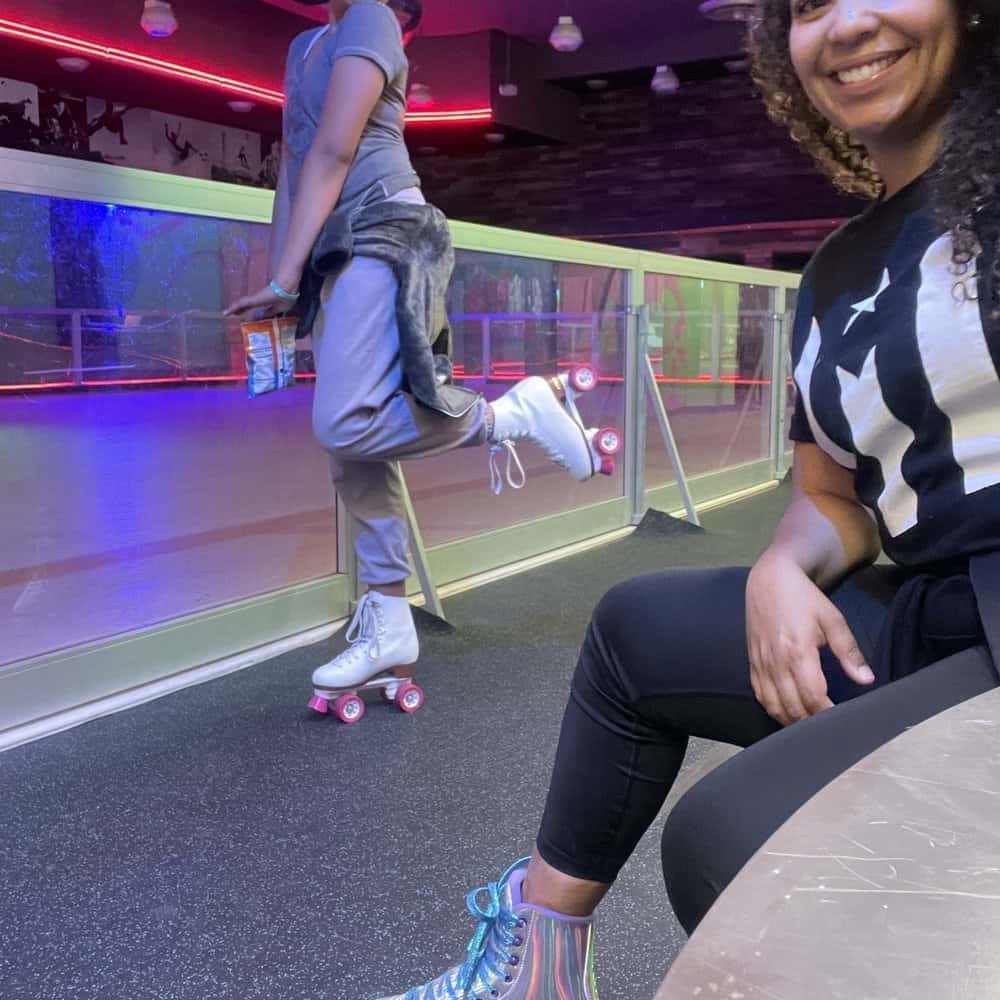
top-left (241, 317), bottom-right (297, 398)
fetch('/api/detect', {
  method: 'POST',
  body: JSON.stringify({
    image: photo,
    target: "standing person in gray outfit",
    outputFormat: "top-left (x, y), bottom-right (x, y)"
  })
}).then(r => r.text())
top-left (226, 0), bottom-right (620, 719)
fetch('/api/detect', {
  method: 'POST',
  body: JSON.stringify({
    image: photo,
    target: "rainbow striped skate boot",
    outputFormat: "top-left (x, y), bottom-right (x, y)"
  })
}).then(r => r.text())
top-left (376, 858), bottom-right (599, 999)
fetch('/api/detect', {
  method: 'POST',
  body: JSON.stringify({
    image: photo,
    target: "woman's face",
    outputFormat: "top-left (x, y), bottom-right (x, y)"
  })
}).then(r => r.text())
top-left (788, 0), bottom-right (962, 148)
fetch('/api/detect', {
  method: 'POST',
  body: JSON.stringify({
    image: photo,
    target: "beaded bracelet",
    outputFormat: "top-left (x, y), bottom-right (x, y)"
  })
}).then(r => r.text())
top-left (269, 279), bottom-right (300, 302)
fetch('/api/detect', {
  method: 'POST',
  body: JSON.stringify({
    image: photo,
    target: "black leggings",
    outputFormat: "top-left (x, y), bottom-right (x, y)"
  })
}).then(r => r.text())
top-left (535, 566), bottom-right (999, 933)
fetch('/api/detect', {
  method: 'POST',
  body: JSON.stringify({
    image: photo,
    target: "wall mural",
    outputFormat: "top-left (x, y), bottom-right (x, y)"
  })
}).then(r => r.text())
top-left (0, 78), bottom-right (41, 151)
top-left (0, 76), bottom-right (278, 190)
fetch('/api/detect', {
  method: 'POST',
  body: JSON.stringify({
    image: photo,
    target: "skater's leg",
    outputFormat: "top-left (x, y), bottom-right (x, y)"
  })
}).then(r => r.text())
top-left (328, 452), bottom-right (411, 591)
top-left (662, 641), bottom-right (997, 932)
top-left (377, 566), bottom-right (899, 998)
top-left (307, 285), bottom-right (425, 709)
top-left (311, 257), bottom-right (620, 493)
top-left (306, 462), bottom-right (419, 710)
top-left (526, 566), bottom-right (899, 914)
top-left (311, 256), bottom-right (488, 463)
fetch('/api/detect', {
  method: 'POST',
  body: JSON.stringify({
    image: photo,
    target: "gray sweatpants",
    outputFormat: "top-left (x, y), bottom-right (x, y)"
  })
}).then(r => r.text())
top-left (311, 254), bottom-right (487, 585)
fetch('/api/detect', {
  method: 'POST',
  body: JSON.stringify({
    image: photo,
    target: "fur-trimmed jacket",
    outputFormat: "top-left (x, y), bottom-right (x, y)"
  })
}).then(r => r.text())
top-left (295, 198), bottom-right (479, 418)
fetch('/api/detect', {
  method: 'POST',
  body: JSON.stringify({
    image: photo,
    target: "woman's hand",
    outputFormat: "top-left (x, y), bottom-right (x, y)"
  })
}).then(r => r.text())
top-left (223, 285), bottom-right (289, 319)
top-left (745, 547), bottom-right (874, 725)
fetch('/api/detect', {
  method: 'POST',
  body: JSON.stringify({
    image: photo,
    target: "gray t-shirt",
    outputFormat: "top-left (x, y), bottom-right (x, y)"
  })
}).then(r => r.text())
top-left (282, 0), bottom-right (419, 213)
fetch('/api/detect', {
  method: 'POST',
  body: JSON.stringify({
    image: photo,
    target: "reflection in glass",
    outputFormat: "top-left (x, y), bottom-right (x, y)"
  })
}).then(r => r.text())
top-left (643, 274), bottom-right (775, 487)
top-left (406, 251), bottom-right (629, 548)
top-left (0, 191), bottom-right (335, 667)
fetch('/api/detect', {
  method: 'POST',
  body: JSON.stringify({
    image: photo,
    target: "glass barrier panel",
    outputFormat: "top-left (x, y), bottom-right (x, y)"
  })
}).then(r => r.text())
top-left (403, 253), bottom-right (629, 548)
top-left (1, 178), bottom-right (798, 666)
top-left (784, 286), bottom-right (799, 446)
top-left (643, 273), bottom-right (776, 487)
top-left (0, 191), bottom-right (336, 667)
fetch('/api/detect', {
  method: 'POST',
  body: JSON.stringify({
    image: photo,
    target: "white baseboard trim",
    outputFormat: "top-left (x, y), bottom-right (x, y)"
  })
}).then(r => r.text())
top-left (0, 621), bottom-right (340, 754)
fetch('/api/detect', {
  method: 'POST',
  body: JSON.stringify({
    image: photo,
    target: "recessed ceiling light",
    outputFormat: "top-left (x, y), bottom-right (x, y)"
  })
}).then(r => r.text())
top-left (140, 0), bottom-right (178, 38)
top-left (408, 82), bottom-right (433, 108)
top-left (651, 65), bottom-right (680, 95)
top-left (549, 15), bottom-right (583, 52)
top-left (227, 100), bottom-right (255, 113)
top-left (585, 78), bottom-right (608, 91)
top-left (485, 131), bottom-right (506, 144)
top-left (56, 56), bottom-right (90, 72)
top-left (698, 0), bottom-right (757, 22)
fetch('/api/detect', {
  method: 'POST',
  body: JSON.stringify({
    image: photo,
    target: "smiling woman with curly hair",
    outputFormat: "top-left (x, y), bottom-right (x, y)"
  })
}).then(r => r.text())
top-left (751, 0), bottom-right (1000, 304)
top-left (373, 3), bottom-right (1000, 997)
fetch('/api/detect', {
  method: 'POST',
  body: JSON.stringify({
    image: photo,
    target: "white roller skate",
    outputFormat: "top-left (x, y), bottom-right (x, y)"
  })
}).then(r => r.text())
top-left (375, 857), bottom-right (599, 999)
top-left (307, 591), bottom-right (423, 725)
top-left (488, 364), bottom-right (622, 495)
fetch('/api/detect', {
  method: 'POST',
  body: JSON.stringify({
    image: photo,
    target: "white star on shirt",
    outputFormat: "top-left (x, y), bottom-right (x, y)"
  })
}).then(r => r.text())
top-left (842, 268), bottom-right (891, 336)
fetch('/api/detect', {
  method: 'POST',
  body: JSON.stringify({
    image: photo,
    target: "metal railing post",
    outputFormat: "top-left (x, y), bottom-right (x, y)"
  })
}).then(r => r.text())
top-left (335, 494), bottom-right (362, 610)
top-left (770, 286), bottom-right (790, 480)
top-left (399, 466), bottom-right (446, 622)
top-left (625, 304), bottom-right (647, 525)
top-left (178, 312), bottom-right (189, 381)
top-left (71, 311), bottom-right (83, 387)
top-left (641, 302), bottom-right (700, 526)
top-left (481, 317), bottom-right (492, 382)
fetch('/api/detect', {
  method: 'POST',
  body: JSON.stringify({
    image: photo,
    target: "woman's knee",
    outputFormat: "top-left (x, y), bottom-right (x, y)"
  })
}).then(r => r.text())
top-left (592, 575), bottom-right (647, 643)
top-left (580, 576), bottom-right (661, 701)
top-left (585, 570), bottom-right (728, 702)
top-left (312, 405), bottom-right (362, 457)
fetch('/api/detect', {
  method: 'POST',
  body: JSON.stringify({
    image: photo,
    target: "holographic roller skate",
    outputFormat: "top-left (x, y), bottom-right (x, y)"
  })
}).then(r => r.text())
top-left (375, 858), bottom-right (599, 999)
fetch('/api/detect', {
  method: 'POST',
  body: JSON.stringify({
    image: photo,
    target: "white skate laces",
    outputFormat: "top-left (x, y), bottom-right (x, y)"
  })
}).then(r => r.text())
top-left (308, 593), bottom-right (423, 724)
top-left (345, 591), bottom-right (385, 663)
top-left (488, 440), bottom-right (527, 495)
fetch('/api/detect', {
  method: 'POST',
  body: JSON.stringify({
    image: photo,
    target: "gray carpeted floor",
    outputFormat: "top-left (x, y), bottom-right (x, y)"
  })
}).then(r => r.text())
top-left (0, 485), bottom-right (789, 1000)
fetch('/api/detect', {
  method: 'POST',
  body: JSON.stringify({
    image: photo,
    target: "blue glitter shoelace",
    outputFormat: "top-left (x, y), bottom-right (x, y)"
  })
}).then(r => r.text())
top-left (405, 875), bottom-right (526, 1000)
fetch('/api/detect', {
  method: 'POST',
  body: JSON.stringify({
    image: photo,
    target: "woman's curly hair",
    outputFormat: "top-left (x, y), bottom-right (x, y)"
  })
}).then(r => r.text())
top-left (749, 0), bottom-right (1000, 308)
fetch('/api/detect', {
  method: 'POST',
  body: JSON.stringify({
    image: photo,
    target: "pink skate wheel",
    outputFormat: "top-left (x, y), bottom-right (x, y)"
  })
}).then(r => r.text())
top-left (599, 457), bottom-right (616, 477)
top-left (333, 693), bottom-right (365, 724)
top-left (594, 427), bottom-right (622, 456)
top-left (395, 683), bottom-right (425, 714)
top-left (307, 695), bottom-right (330, 715)
top-left (569, 364), bottom-right (598, 394)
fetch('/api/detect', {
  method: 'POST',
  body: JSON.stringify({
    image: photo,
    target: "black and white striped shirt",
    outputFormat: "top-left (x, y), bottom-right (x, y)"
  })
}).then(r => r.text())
top-left (790, 175), bottom-right (1000, 568)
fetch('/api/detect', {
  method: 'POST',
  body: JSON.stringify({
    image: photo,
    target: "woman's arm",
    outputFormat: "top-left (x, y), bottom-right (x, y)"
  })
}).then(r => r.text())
top-left (225, 55), bottom-right (385, 317)
top-left (745, 443), bottom-right (880, 724)
top-left (272, 55), bottom-right (385, 293)
top-left (268, 147), bottom-right (292, 278)
top-left (768, 442), bottom-right (881, 590)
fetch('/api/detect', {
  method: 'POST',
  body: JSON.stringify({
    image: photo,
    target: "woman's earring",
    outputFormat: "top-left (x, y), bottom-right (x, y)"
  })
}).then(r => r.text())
top-left (967, 10), bottom-right (982, 30)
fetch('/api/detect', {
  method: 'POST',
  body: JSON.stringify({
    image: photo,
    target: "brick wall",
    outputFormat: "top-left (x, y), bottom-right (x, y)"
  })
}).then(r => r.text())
top-left (415, 74), bottom-right (869, 269)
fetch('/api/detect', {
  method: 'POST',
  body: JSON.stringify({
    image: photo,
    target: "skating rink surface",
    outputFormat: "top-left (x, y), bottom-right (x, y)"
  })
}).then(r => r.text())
top-left (0, 486), bottom-right (789, 1000)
